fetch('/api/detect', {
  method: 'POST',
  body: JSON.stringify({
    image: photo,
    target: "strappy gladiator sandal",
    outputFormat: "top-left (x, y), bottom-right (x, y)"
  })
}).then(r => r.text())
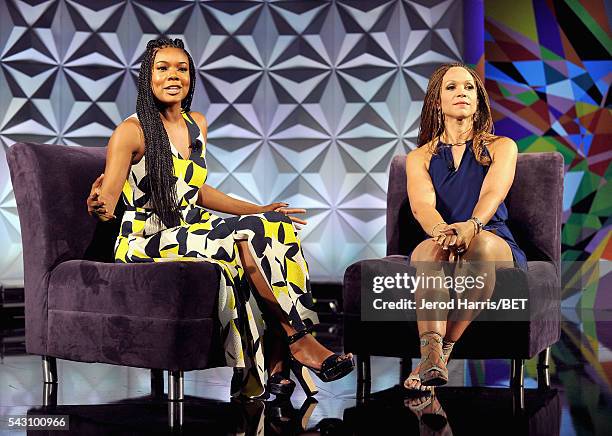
top-left (418, 331), bottom-right (448, 387)
top-left (405, 339), bottom-right (455, 391)
top-left (405, 391), bottom-right (449, 432)
top-left (287, 327), bottom-right (354, 396)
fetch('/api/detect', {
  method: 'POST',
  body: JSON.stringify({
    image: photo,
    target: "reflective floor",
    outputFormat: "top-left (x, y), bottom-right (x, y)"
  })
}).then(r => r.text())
top-left (1, 308), bottom-right (611, 435)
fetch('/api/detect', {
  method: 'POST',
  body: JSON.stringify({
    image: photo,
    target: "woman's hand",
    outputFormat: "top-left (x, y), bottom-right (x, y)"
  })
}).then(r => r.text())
top-left (260, 202), bottom-right (308, 227)
top-left (446, 221), bottom-right (477, 261)
top-left (86, 174), bottom-right (116, 221)
top-left (432, 221), bottom-right (477, 261)
top-left (432, 224), bottom-right (457, 251)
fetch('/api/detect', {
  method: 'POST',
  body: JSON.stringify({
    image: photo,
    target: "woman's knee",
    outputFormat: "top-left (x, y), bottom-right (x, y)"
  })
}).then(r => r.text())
top-left (411, 239), bottom-right (446, 262)
top-left (464, 232), bottom-right (511, 261)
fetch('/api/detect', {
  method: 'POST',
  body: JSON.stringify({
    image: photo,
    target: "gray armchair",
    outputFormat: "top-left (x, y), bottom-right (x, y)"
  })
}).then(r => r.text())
top-left (343, 152), bottom-right (563, 403)
top-left (7, 142), bottom-right (228, 423)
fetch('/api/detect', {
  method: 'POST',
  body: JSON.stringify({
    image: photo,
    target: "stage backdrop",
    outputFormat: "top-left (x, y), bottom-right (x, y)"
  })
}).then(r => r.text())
top-left (0, 0), bottom-right (468, 285)
top-left (484, 0), bottom-right (611, 309)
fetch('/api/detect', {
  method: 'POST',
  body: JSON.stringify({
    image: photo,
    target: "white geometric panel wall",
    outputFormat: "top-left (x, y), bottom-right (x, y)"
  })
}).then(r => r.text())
top-left (0, 0), bottom-right (464, 285)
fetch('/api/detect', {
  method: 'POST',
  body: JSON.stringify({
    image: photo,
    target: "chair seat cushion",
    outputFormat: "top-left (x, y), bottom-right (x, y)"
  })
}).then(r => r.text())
top-left (343, 257), bottom-right (559, 316)
top-left (45, 260), bottom-right (225, 370)
top-left (49, 260), bottom-right (221, 320)
top-left (343, 256), bottom-right (412, 315)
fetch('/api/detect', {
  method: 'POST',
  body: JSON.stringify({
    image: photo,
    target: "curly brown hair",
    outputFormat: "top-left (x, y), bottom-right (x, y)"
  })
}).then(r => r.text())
top-left (417, 62), bottom-right (497, 165)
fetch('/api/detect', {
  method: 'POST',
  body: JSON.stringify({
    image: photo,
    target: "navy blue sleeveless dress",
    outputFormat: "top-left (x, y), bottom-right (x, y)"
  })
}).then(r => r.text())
top-left (428, 139), bottom-right (527, 270)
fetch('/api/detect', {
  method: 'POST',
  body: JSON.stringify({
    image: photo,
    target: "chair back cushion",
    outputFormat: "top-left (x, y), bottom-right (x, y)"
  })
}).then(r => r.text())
top-left (7, 142), bottom-right (118, 354)
top-left (386, 151), bottom-right (563, 265)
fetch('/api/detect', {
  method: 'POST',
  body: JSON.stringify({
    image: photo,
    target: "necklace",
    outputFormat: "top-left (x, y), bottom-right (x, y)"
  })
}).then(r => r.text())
top-left (439, 136), bottom-right (470, 147)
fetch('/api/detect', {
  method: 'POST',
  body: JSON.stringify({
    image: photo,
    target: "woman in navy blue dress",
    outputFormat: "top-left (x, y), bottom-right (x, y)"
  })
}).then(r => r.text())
top-left (404, 63), bottom-right (527, 392)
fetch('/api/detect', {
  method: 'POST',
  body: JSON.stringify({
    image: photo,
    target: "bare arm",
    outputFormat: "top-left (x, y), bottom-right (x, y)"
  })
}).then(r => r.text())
top-left (472, 137), bottom-right (518, 224)
top-left (95, 120), bottom-right (142, 220)
top-left (406, 148), bottom-right (446, 236)
top-left (198, 184), bottom-right (263, 214)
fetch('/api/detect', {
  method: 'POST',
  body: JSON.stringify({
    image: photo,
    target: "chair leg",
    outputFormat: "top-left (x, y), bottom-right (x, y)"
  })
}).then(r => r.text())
top-left (510, 358), bottom-right (525, 415)
top-left (512, 386), bottom-right (525, 415)
top-left (42, 382), bottom-right (57, 407)
top-left (168, 400), bottom-right (184, 430)
top-left (510, 358), bottom-right (524, 388)
top-left (537, 347), bottom-right (551, 390)
top-left (356, 354), bottom-right (371, 403)
top-left (42, 356), bottom-right (57, 384)
top-left (168, 370), bottom-right (184, 401)
top-left (151, 369), bottom-right (164, 397)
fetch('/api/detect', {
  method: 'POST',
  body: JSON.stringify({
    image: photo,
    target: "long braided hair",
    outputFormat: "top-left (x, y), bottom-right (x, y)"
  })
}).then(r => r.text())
top-left (417, 62), bottom-right (497, 165)
top-left (136, 37), bottom-right (196, 228)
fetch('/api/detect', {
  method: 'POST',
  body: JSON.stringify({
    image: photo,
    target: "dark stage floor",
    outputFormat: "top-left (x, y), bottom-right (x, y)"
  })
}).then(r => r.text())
top-left (1, 289), bottom-right (611, 435)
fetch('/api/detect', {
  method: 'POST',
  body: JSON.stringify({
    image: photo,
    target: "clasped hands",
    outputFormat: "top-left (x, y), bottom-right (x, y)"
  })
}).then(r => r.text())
top-left (86, 174), bottom-right (308, 227)
top-left (432, 221), bottom-right (477, 261)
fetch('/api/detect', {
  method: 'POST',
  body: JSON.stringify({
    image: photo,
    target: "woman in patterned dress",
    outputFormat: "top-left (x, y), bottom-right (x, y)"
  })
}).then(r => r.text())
top-left (86, 37), bottom-right (353, 399)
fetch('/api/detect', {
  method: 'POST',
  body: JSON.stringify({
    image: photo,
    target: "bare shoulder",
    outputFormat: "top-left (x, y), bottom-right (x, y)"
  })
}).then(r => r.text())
top-left (406, 146), bottom-right (421, 164)
top-left (189, 111), bottom-right (208, 131)
top-left (118, 118), bottom-right (143, 145)
top-left (487, 136), bottom-right (517, 159)
top-left (109, 118), bottom-right (144, 155)
top-left (406, 141), bottom-right (433, 169)
top-left (190, 111), bottom-right (206, 123)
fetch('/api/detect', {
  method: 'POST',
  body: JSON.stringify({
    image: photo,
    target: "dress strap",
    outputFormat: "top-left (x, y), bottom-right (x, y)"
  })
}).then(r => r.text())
top-left (181, 111), bottom-right (202, 151)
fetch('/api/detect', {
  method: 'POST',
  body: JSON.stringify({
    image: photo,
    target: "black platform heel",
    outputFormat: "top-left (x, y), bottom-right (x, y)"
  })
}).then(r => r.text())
top-left (267, 369), bottom-right (296, 397)
top-left (264, 331), bottom-right (296, 397)
top-left (287, 327), bottom-right (354, 396)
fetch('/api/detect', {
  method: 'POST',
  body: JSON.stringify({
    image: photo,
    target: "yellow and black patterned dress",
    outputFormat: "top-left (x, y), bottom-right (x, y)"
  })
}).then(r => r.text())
top-left (114, 111), bottom-right (319, 398)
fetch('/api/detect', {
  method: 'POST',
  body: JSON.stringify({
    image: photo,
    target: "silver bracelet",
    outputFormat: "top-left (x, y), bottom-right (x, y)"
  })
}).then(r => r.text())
top-left (469, 218), bottom-right (478, 235)
top-left (470, 216), bottom-right (483, 234)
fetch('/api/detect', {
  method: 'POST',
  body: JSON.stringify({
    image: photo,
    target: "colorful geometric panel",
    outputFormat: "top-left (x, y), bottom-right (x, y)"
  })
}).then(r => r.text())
top-left (484, 0), bottom-right (611, 308)
top-left (0, 0), bottom-right (466, 285)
